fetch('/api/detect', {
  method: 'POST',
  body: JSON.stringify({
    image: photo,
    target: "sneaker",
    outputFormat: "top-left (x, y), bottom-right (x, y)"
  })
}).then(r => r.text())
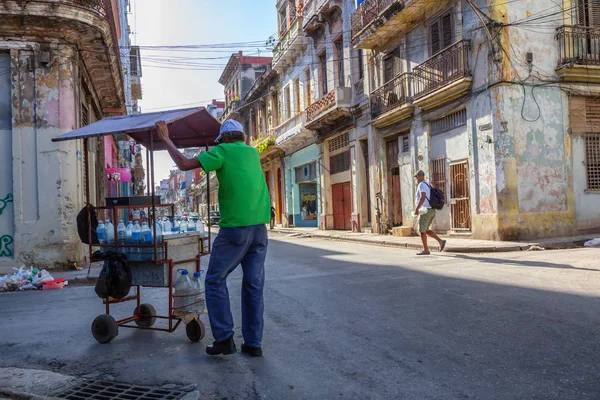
top-left (440, 240), bottom-right (447, 252)
top-left (241, 343), bottom-right (263, 357)
top-left (206, 336), bottom-right (236, 356)
top-left (416, 251), bottom-right (431, 256)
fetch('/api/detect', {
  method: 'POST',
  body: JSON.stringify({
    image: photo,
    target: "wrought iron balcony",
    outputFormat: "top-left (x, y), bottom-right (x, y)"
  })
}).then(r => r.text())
top-left (305, 87), bottom-right (352, 130)
top-left (272, 16), bottom-right (306, 72)
top-left (557, 25), bottom-right (600, 66)
top-left (413, 40), bottom-right (471, 105)
top-left (370, 73), bottom-right (412, 122)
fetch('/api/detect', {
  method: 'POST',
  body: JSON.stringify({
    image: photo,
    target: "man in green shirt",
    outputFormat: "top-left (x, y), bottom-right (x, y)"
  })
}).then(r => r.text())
top-left (156, 119), bottom-right (270, 357)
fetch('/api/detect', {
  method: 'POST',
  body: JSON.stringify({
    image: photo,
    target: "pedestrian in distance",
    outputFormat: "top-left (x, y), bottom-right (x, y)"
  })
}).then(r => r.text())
top-left (155, 119), bottom-right (270, 357)
top-left (270, 206), bottom-right (276, 230)
top-left (414, 170), bottom-right (447, 255)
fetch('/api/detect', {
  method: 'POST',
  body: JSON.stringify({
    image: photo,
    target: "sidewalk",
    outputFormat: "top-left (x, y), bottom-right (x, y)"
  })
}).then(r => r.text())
top-left (270, 227), bottom-right (596, 253)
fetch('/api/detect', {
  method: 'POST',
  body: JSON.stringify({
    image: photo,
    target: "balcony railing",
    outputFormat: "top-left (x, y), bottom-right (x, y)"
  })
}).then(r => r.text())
top-left (557, 25), bottom-right (600, 66)
top-left (370, 73), bottom-right (411, 119)
top-left (351, 0), bottom-right (400, 39)
top-left (354, 78), bottom-right (365, 96)
top-left (307, 90), bottom-right (337, 121)
top-left (413, 40), bottom-right (471, 100)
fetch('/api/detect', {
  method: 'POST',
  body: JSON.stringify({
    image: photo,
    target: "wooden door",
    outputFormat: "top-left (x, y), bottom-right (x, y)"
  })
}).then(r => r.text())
top-left (386, 139), bottom-right (402, 226)
top-left (332, 182), bottom-right (352, 230)
top-left (276, 168), bottom-right (283, 223)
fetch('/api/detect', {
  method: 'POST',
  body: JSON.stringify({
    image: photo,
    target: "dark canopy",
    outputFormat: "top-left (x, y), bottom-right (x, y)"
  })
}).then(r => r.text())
top-left (51, 107), bottom-right (221, 150)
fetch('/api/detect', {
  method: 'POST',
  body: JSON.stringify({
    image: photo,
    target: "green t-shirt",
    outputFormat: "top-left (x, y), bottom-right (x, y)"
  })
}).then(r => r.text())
top-left (197, 142), bottom-right (270, 228)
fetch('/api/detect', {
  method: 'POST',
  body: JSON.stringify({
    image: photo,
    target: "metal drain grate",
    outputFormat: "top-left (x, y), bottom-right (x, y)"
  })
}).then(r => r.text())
top-left (56, 380), bottom-right (186, 400)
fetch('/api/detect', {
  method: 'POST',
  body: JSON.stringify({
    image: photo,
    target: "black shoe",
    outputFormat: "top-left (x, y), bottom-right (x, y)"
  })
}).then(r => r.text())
top-left (241, 343), bottom-right (263, 357)
top-left (206, 336), bottom-right (236, 356)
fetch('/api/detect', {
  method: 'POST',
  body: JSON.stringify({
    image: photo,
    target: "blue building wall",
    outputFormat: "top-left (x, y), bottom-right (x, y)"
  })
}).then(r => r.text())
top-left (284, 144), bottom-right (319, 228)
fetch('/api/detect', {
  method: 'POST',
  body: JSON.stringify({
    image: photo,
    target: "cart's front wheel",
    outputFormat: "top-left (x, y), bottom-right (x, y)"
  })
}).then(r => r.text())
top-left (92, 314), bottom-right (118, 344)
top-left (186, 319), bottom-right (205, 342)
top-left (134, 303), bottom-right (157, 328)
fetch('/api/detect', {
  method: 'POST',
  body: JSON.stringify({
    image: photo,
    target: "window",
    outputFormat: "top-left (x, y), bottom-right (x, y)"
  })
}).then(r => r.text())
top-left (130, 46), bottom-right (141, 77)
top-left (358, 49), bottom-right (364, 80)
top-left (294, 78), bottom-right (301, 114)
top-left (430, 109), bottom-right (467, 135)
top-left (304, 68), bottom-right (312, 108)
top-left (284, 86), bottom-right (291, 120)
top-left (330, 150), bottom-right (351, 175)
top-left (319, 52), bottom-right (328, 96)
top-left (585, 133), bottom-right (600, 191)
top-left (335, 39), bottom-right (344, 87)
top-left (383, 47), bottom-right (401, 83)
top-left (429, 10), bottom-right (453, 55)
top-left (432, 158), bottom-right (447, 196)
top-left (402, 136), bottom-right (409, 153)
top-left (578, 0), bottom-right (600, 26)
top-left (80, 103), bottom-right (89, 127)
top-left (295, 162), bottom-right (317, 183)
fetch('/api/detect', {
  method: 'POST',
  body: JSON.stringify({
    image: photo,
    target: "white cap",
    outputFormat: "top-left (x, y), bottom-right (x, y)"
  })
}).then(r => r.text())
top-left (216, 119), bottom-right (244, 143)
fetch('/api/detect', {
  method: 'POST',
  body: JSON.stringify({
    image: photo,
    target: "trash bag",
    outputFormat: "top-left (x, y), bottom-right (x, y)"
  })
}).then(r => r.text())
top-left (584, 238), bottom-right (600, 248)
top-left (77, 205), bottom-right (99, 245)
top-left (94, 252), bottom-right (132, 299)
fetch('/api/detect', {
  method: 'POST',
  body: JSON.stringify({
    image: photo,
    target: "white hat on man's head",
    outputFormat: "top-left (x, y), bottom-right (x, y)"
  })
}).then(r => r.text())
top-left (216, 119), bottom-right (244, 143)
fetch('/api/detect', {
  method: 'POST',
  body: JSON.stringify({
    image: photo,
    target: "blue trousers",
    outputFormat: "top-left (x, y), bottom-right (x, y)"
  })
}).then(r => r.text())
top-left (205, 224), bottom-right (268, 347)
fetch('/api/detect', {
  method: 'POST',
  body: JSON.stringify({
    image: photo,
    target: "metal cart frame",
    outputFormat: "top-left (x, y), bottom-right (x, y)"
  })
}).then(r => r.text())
top-left (82, 129), bottom-right (213, 343)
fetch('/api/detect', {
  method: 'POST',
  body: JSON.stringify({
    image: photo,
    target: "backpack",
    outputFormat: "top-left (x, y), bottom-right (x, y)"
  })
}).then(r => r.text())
top-left (425, 183), bottom-right (445, 210)
top-left (76, 205), bottom-right (99, 245)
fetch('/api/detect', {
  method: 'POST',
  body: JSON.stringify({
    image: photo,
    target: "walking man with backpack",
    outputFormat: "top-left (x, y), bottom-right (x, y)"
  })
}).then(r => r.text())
top-left (414, 170), bottom-right (447, 255)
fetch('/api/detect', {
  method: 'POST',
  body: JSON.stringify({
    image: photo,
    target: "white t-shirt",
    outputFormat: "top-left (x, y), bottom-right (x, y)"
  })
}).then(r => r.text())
top-left (415, 181), bottom-right (431, 209)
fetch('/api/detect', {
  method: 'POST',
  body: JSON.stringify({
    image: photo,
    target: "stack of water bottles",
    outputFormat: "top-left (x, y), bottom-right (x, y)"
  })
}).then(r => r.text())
top-left (173, 269), bottom-right (205, 314)
top-left (96, 218), bottom-right (164, 261)
top-left (161, 217), bottom-right (207, 238)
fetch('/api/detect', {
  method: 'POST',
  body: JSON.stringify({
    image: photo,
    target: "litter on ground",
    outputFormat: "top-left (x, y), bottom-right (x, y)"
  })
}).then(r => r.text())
top-left (0, 266), bottom-right (61, 292)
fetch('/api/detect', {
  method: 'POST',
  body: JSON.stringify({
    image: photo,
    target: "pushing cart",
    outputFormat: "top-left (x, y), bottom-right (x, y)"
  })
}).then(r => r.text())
top-left (52, 108), bottom-right (221, 343)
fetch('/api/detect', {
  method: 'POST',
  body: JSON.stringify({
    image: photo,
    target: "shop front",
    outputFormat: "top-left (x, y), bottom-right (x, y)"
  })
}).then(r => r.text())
top-left (284, 144), bottom-right (319, 228)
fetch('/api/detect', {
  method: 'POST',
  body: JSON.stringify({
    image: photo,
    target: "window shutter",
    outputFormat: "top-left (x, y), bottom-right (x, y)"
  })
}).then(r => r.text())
top-left (442, 13), bottom-right (453, 48)
top-left (430, 20), bottom-right (441, 55)
top-left (578, 0), bottom-right (587, 25)
top-left (591, 0), bottom-right (600, 27)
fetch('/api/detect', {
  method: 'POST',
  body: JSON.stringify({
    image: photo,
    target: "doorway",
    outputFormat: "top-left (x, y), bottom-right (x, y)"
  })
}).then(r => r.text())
top-left (332, 182), bottom-right (351, 230)
top-left (386, 139), bottom-right (402, 226)
top-left (450, 160), bottom-right (471, 231)
top-left (276, 167), bottom-right (283, 223)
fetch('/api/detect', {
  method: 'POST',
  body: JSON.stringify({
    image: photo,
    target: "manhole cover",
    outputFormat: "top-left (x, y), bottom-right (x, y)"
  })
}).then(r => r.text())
top-left (55, 380), bottom-right (187, 400)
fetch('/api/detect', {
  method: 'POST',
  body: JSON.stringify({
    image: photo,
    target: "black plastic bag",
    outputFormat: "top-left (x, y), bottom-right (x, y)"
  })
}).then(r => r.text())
top-left (77, 205), bottom-right (99, 245)
top-left (95, 252), bottom-right (132, 300)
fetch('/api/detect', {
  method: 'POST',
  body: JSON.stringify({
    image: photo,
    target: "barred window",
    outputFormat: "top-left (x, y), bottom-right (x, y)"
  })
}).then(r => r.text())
top-left (585, 133), bottom-right (600, 191)
top-left (431, 109), bottom-right (467, 135)
top-left (431, 157), bottom-right (447, 196)
top-left (330, 150), bottom-right (351, 175)
top-left (402, 136), bottom-right (409, 153)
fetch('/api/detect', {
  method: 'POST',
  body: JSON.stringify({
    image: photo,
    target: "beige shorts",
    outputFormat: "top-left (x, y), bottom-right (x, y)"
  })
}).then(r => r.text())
top-left (418, 209), bottom-right (436, 233)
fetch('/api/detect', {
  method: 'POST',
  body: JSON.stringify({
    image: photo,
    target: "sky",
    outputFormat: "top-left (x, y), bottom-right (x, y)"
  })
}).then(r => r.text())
top-left (132, 0), bottom-right (276, 182)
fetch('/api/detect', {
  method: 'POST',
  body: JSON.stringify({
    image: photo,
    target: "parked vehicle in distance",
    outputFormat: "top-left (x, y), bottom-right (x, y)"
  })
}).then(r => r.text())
top-left (204, 211), bottom-right (220, 226)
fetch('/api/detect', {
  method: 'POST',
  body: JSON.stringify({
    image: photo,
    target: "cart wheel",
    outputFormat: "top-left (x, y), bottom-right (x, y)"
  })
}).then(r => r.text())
top-left (186, 319), bottom-right (205, 342)
top-left (134, 303), bottom-right (157, 328)
top-left (91, 314), bottom-right (118, 344)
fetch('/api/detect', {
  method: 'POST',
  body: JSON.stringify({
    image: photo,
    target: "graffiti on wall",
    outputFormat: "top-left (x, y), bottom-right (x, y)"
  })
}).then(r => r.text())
top-left (0, 193), bottom-right (13, 216)
top-left (0, 194), bottom-right (13, 257)
top-left (0, 235), bottom-right (13, 257)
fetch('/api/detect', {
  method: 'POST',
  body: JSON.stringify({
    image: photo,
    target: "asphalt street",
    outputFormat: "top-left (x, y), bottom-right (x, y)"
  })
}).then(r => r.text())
top-left (1, 234), bottom-right (599, 400)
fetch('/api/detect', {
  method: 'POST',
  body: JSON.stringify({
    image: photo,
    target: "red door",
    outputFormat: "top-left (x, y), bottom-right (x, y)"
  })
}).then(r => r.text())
top-left (332, 182), bottom-right (352, 230)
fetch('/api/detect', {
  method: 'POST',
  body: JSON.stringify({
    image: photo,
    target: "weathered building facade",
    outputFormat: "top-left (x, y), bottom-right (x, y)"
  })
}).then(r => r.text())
top-left (350, 0), bottom-right (600, 240)
top-left (0, 0), bottom-right (132, 272)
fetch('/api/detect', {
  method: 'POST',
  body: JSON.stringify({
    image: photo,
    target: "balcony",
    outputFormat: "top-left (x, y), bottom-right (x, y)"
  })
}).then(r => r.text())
top-left (275, 113), bottom-right (314, 152)
top-left (556, 25), bottom-right (600, 83)
top-left (305, 87), bottom-right (353, 131)
top-left (412, 40), bottom-right (472, 111)
top-left (303, 0), bottom-right (343, 31)
top-left (273, 16), bottom-right (307, 73)
top-left (0, 0), bottom-right (125, 111)
top-left (370, 73), bottom-right (413, 128)
top-left (351, 0), bottom-right (453, 50)
top-left (220, 100), bottom-right (241, 122)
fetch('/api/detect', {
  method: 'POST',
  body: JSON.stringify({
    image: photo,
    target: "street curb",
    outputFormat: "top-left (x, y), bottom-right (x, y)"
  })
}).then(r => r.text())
top-left (270, 230), bottom-right (583, 253)
top-left (0, 388), bottom-right (57, 400)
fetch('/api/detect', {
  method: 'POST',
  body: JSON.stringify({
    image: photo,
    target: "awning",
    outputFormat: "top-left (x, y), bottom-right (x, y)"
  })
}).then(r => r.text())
top-left (51, 107), bottom-right (221, 150)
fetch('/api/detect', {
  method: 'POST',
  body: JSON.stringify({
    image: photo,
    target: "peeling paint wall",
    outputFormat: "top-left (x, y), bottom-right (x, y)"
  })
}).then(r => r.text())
top-left (0, 52), bottom-right (14, 262)
top-left (0, 44), bottom-right (86, 273)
